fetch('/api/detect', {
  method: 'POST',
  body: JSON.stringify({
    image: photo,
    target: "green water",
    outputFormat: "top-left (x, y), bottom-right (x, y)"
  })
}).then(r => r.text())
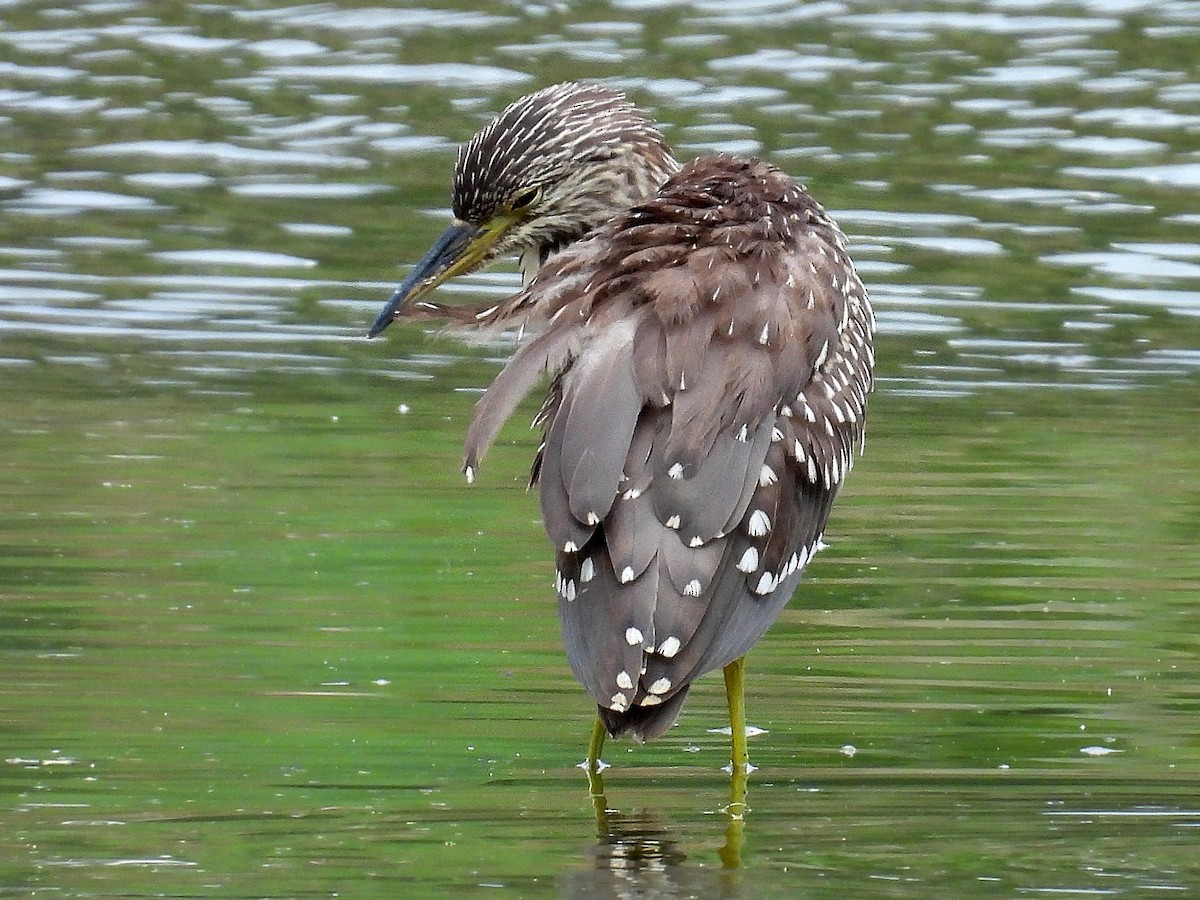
top-left (3, 0), bottom-right (1200, 895)
top-left (4, 347), bottom-right (1198, 895)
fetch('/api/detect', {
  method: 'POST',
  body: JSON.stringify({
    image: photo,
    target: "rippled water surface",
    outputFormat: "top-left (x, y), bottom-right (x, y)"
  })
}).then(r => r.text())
top-left (2, 1), bottom-right (1199, 896)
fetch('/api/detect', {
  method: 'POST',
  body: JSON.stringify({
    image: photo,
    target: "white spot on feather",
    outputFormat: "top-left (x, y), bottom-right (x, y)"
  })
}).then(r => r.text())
top-left (758, 464), bottom-right (777, 486)
top-left (737, 546), bottom-right (759, 573)
top-left (617, 671), bottom-right (633, 691)
top-left (668, 462), bottom-right (684, 480)
top-left (754, 572), bottom-right (776, 595)
top-left (814, 340), bottom-right (829, 370)
top-left (665, 514), bottom-right (681, 530)
top-left (684, 578), bottom-right (702, 597)
top-left (658, 636), bottom-right (681, 658)
top-left (648, 677), bottom-right (671, 695)
top-left (619, 566), bottom-right (636, 584)
top-left (609, 693), bottom-right (628, 712)
top-left (625, 626), bottom-right (643, 646)
top-left (580, 557), bottom-right (595, 582)
top-left (639, 695), bottom-right (663, 706)
top-left (748, 509), bottom-right (771, 536)
top-left (563, 540), bottom-right (578, 553)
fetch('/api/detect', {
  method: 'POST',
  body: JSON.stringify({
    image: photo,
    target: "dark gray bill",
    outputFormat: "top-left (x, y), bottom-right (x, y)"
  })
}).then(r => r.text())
top-left (368, 222), bottom-right (481, 338)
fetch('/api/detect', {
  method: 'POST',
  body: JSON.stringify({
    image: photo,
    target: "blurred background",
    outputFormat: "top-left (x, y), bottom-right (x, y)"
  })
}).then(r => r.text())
top-left (1, 0), bottom-right (1198, 895)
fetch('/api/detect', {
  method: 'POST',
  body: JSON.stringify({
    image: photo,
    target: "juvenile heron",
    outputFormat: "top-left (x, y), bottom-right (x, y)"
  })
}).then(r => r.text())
top-left (370, 82), bottom-right (874, 774)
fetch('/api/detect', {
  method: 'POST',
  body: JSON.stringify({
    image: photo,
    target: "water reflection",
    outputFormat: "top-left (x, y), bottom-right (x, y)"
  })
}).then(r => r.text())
top-left (569, 807), bottom-right (729, 898)
top-left (3, 0), bottom-right (1200, 895)
top-left (568, 764), bottom-right (749, 898)
top-left (0, 0), bottom-right (1197, 388)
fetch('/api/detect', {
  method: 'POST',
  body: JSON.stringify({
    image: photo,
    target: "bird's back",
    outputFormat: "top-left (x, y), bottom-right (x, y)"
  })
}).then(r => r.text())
top-left (466, 154), bottom-right (875, 741)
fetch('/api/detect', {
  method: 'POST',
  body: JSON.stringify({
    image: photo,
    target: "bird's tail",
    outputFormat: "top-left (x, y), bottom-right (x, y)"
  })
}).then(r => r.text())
top-left (596, 685), bottom-right (690, 743)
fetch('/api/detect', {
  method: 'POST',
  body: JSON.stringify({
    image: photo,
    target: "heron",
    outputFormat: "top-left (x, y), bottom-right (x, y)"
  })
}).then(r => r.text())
top-left (369, 82), bottom-right (875, 781)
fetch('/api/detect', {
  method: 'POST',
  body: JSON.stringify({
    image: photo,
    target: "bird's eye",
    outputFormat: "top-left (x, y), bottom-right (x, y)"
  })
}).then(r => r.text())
top-left (511, 188), bottom-right (540, 210)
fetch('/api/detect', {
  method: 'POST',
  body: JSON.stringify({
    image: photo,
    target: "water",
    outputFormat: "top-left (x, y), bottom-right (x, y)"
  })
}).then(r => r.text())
top-left (2, 1), bottom-right (1199, 895)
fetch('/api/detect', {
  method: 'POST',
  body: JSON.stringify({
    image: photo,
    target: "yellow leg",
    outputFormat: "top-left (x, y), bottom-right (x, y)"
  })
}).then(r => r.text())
top-left (720, 656), bottom-right (750, 867)
top-left (723, 656), bottom-right (749, 773)
top-left (585, 717), bottom-right (610, 832)
top-left (587, 715), bottom-right (607, 771)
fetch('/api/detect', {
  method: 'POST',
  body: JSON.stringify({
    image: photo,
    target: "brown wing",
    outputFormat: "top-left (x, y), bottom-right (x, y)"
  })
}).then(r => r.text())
top-left (465, 155), bottom-right (875, 740)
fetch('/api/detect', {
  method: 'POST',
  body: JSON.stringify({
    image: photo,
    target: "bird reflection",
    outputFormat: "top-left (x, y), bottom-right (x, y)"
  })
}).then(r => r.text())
top-left (562, 763), bottom-right (749, 897)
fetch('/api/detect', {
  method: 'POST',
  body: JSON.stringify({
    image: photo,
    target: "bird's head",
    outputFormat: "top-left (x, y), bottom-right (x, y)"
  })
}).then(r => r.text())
top-left (369, 82), bottom-right (677, 337)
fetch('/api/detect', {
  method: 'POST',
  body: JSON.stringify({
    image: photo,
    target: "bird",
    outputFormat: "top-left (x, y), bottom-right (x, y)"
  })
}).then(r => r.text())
top-left (369, 82), bottom-right (875, 777)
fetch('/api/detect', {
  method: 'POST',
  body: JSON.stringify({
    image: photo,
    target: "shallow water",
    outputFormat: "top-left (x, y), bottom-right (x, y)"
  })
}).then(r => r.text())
top-left (2, 1), bottom-right (1199, 896)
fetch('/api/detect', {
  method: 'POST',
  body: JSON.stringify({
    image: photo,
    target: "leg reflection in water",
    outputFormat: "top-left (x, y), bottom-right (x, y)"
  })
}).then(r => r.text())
top-left (568, 764), bottom-right (749, 896)
top-left (580, 711), bottom-right (752, 877)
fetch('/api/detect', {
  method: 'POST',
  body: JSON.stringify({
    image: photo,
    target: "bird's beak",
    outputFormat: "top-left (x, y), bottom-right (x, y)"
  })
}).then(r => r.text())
top-left (368, 215), bottom-right (513, 338)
